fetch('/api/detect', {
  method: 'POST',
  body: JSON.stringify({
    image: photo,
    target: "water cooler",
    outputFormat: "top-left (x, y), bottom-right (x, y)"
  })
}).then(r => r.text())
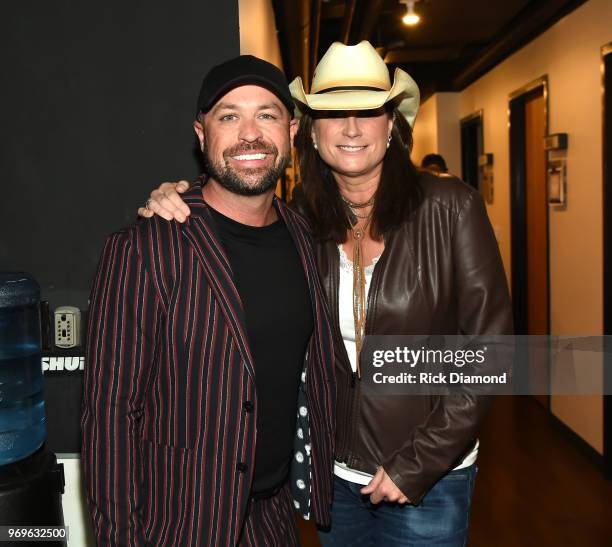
top-left (0, 272), bottom-right (65, 545)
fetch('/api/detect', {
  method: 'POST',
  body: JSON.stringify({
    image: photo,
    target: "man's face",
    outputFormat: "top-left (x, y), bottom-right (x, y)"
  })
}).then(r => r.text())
top-left (194, 85), bottom-right (294, 196)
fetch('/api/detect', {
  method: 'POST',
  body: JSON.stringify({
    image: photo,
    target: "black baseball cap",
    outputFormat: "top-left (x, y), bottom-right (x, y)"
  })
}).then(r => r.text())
top-left (195, 55), bottom-right (294, 118)
top-left (421, 153), bottom-right (448, 172)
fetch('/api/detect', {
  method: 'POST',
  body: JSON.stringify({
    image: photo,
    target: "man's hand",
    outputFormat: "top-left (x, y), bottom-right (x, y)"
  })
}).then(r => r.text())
top-left (360, 467), bottom-right (410, 505)
top-left (137, 180), bottom-right (191, 222)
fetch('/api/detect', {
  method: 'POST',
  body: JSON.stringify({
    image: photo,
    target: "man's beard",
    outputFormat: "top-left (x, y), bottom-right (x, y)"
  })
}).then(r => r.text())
top-left (203, 140), bottom-right (290, 196)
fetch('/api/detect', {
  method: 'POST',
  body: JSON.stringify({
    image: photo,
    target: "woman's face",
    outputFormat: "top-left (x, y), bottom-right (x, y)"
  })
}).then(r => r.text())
top-left (311, 109), bottom-right (394, 180)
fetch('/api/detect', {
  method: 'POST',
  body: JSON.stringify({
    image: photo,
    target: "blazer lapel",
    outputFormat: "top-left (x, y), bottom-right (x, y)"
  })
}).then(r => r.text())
top-left (181, 184), bottom-right (256, 380)
top-left (276, 199), bottom-right (332, 351)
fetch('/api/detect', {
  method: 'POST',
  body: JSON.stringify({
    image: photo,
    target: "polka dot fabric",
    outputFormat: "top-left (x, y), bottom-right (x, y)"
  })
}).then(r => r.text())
top-left (290, 364), bottom-right (312, 519)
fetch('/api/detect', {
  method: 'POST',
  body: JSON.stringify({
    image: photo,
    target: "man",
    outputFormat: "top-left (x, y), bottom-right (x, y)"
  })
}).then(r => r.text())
top-left (421, 153), bottom-right (448, 174)
top-left (81, 56), bottom-right (336, 546)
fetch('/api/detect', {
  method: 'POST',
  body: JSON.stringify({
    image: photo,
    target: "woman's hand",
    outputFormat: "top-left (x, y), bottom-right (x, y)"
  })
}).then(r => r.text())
top-left (361, 467), bottom-right (410, 505)
top-left (138, 180), bottom-right (191, 222)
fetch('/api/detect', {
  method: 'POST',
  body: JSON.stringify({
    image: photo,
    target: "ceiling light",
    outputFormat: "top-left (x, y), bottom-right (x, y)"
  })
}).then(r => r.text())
top-left (401, 1), bottom-right (421, 26)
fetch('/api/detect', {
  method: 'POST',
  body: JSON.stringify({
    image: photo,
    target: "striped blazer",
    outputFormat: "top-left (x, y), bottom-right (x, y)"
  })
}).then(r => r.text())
top-left (81, 183), bottom-right (336, 546)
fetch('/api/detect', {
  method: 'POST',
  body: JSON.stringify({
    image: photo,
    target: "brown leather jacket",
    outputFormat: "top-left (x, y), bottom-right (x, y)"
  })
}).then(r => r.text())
top-left (295, 172), bottom-right (513, 504)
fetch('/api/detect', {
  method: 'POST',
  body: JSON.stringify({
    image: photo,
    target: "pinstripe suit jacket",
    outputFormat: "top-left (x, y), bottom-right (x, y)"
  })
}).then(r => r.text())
top-left (81, 183), bottom-right (336, 546)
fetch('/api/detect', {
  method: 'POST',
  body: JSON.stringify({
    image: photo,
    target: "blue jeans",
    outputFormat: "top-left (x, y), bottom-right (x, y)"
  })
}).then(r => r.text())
top-left (318, 465), bottom-right (477, 547)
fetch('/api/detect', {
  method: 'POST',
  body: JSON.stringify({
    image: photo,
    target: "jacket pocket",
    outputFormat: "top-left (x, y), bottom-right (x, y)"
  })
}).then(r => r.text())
top-left (140, 438), bottom-right (195, 546)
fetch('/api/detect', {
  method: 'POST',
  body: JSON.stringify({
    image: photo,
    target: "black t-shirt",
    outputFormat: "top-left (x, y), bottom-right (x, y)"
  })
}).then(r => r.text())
top-left (208, 205), bottom-right (314, 494)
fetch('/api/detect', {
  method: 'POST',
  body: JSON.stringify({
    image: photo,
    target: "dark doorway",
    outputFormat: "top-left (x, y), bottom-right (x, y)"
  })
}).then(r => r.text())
top-left (602, 43), bottom-right (612, 479)
top-left (460, 111), bottom-right (483, 190)
top-left (509, 77), bottom-right (550, 409)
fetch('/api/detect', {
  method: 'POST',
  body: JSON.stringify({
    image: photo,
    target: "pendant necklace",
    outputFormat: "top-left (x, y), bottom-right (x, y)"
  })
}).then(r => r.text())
top-left (343, 195), bottom-right (374, 379)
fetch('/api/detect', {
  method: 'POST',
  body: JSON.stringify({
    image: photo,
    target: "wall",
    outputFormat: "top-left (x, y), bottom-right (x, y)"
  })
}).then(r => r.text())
top-left (58, 456), bottom-right (95, 546)
top-left (456, 0), bottom-right (611, 452)
top-left (412, 93), bottom-right (461, 175)
top-left (436, 93), bottom-right (462, 176)
top-left (239, 0), bottom-right (284, 68)
top-left (412, 96), bottom-right (438, 167)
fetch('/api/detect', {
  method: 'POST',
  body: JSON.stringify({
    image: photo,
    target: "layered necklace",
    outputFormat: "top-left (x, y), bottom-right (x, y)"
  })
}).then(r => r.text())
top-left (340, 193), bottom-right (375, 379)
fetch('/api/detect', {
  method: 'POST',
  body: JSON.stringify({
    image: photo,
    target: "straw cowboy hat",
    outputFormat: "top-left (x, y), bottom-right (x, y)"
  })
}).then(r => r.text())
top-left (289, 40), bottom-right (420, 127)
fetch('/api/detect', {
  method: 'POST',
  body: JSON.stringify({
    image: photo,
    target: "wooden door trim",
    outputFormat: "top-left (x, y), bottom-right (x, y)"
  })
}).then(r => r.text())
top-left (509, 75), bottom-right (549, 102)
top-left (460, 109), bottom-right (484, 125)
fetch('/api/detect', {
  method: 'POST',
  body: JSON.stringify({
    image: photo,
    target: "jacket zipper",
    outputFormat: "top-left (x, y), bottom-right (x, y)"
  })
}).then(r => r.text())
top-left (334, 240), bottom-right (387, 469)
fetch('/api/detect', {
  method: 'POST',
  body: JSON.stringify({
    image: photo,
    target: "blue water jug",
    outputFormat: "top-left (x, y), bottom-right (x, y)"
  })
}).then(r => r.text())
top-left (0, 272), bottom-right (46, 466)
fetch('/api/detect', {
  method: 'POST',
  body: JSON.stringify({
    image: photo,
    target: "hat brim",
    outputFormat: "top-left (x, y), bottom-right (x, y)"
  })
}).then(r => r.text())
top-left (289, 68), bottom-right (420, 127)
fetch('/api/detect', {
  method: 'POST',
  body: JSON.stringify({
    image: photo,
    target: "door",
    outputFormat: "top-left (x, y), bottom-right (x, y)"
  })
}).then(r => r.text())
top-left (525, 90), bottom-right (549, 409)
top-left (603, 44), bottom-right (612, 478)
top-left (524, 91), bottom-right (548, 337)
top-left (509, 78), bottom-right (550, 408)
top-left (461, 112), bottom-right (483, 190)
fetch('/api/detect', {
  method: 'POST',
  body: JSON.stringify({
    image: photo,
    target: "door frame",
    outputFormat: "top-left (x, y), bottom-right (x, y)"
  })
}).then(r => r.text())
top-left (460, 109), bottom-right (484, 191)
top-left (508, 75), bottom-right (551, 336)
top-left (601, 42), bottom-right (612, 479)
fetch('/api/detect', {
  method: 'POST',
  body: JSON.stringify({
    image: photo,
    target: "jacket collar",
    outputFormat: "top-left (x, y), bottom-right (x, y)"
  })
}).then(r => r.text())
top-left (180, 179), bottom-right (256, 379)
top-left (180, 177), bottom-right (331, 382)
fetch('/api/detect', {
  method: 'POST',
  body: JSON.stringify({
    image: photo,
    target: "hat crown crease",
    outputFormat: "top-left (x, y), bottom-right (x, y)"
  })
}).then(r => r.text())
top-left (311, 42), bottom-right (391, 94)
top-left (288, 40), bottom-right (420, 127)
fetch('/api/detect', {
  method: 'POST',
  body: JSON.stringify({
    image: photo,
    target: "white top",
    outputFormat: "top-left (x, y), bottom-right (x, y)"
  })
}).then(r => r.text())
top-left (334, 245), bottom-right (478, 486)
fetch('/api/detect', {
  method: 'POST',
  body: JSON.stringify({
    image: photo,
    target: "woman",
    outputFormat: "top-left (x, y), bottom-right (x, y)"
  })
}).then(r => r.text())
top-left (140, 41), bottom-right (512, 546)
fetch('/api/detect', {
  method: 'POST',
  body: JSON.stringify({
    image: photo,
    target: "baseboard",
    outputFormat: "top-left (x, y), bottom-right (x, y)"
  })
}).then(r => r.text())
top-left (548, 413), bottom-right (606, 474)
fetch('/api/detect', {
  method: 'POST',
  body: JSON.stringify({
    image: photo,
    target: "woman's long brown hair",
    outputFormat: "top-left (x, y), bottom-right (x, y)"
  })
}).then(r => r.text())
top-left (293, 106), bottom-right (423, 243)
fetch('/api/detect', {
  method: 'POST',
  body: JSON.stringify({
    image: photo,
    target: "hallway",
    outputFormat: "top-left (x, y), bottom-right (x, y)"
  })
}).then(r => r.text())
top-left (297, 396), bottom-right (612, 546)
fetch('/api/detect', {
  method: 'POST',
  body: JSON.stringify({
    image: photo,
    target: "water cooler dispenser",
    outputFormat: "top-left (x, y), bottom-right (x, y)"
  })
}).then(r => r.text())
top-left (0, 272), bottom-right (65, 545)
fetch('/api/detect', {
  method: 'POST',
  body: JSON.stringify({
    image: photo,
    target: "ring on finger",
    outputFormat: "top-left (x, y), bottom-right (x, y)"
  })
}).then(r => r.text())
top-left (145, 198), bottom-right (153, 211)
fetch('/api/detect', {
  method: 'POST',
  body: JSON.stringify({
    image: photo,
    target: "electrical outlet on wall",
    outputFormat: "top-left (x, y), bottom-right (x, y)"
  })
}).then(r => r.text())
top-left (54, 306), bottom-right (81, 348)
